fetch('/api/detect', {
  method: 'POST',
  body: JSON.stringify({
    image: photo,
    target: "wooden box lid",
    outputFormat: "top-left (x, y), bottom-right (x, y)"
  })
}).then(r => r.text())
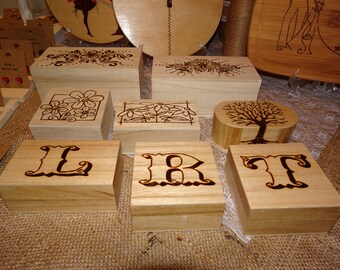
top-left (30, 46), bottom-right (143, 82)
top-left (131, 141), bottom-right (225, 231)
top-left (0, 140), bottom-right (123, 212)
top-left (152, 56), bottom-right (261, 82)
top-left (213, 100), bottom-right (298, 148)
top-left (29, 88), bottom-right (113, 140)
top-left (227, 143), bottom-right (340, 235)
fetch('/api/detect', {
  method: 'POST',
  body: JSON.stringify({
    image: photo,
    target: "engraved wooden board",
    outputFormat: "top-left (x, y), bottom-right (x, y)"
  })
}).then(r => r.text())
top-left (46, 0), bottom-right (123, 44)
top-left (113, 100), bottom-right (200, 153)
top-left (212, 100), bottom-right (298, 149)
top-left (113, 0), bottom-right (223, 56)
top-left (227, 143), bottom-right (340, 235)
top-left (248, 0), bottom-right (340, 83)
top-left (131, 141), bottom-right (225, 231)
top-left (0, 140), bottom-right (123, 212)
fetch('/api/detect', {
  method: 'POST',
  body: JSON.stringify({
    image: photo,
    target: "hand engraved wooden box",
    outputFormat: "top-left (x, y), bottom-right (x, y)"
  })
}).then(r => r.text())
top-left (212, 101), bottom-right (298, 149)
top-left (0, 140), bottom-right (123, 212)
top-left (226, 143), bottom-right (340, 235)
top-left (113, 100), bottom-right (200, 153)
top-left (30, 46), bottom-right (143, 104)
top-left (29, 88), bottom-right (113, 140)
top-left (131, 141), bottom-right (225, 231)
top-left (152, 56), bottom-right (261, 116)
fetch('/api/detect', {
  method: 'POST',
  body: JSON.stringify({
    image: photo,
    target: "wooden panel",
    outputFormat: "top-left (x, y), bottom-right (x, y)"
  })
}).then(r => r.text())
top-left (113, 0), bottom-right (223, 56)
top-left (0, 140), bottom-right (123, 212)
top-left (152, 56), bottom-right (261, 115)
top-left (248, 0), bottom-right (340, 83)
top-left (29, 88), bottom-right (113, 140)
top-left (113, 100), bottom-right (200, 153)
top-left (0, 39), bottom-right (35, 67)
top-left (46, 0), bottom-right (123, 44)
top-left (131, 141), bottom-right (225, 231)
top-left (226, 143), bottom-right (340, 235)
top-left (30, 46), bottom-right (143, 103)
top-left (212, 101), bottom-right (298, 149)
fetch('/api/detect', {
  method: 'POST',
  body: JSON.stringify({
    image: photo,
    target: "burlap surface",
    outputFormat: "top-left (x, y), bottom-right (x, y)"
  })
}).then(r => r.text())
top-left (1, 35), bottom-right (339, 269)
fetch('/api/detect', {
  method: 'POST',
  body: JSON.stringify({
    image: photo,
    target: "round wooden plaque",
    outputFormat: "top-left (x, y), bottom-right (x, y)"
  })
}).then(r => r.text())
top-left (47, 0), bottom-right (123, 44)
top-left (113, 0), bottom-right (223, 56)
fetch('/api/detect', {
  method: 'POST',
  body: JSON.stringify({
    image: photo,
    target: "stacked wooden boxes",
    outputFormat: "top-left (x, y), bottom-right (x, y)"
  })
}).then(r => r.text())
top-left (30, 46), bottom-right (144, 104)
top-left (113, 100), bottom-right (200, 153)
top-left (226, 143), bottom-right (340, 235)
top-left (152, 56), bottom-right (261, 115)
top-left (29, 88), bottom-right (113, 140)
top-left (0, 140), bottom-right (123, 212)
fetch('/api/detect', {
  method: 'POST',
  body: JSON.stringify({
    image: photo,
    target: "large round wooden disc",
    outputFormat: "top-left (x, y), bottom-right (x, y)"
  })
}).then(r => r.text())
top-left (47, 0), bottom-right (123, 44)
top-left (113, 0), bottom-right (223, 56)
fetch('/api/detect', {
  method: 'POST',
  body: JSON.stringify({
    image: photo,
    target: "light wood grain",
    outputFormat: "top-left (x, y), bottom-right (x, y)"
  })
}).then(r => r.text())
top-left (131, 141), bottom-right (225, 231)
top-left (152, 56), bottom-right (261, 116)
top-left (212, 100), bottom-right (298, 149)
top-left (248, 0), bottom-right (340, 83)
top-left (113, 0), bottom-right (223, 56)
top-left (30, 46), bottom-right (143, 104)
top-left (226, 143), bottom-right (340, 235)
top-left (46, 0), bottom-right (123, 44)
top-left (29, 88), bottom-right (113, 140)
top-left (113, 100), bottom-right (200, 153)
top-left (0, 140), bottom-right (123, 212)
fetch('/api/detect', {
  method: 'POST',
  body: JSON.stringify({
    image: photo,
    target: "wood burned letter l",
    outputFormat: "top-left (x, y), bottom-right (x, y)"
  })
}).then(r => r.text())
top-left (241, 154), bottom-right (311, 189)
top-left (139, 153), bottom-right (215, 187)
top-left (25, 145), bottom-right (92, 177)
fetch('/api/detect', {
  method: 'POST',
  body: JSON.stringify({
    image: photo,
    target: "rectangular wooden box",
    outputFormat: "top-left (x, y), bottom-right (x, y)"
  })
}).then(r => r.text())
top-left (212, 100), bottom-right (298, 149)
top-left (131, 141), bottom-right (225, 231)
top-left (113, 100), bottom-right (200, 153)
top-left (226, 143), bottom-right (340, 235)
top-left (29, 88), bottom-right (113, 140)
top-left (30, 46), bottom-right (143, 104)
top-left (152, 56), bottom-right (261, 116)
top-left (0, 140), bottom-right (123, 212)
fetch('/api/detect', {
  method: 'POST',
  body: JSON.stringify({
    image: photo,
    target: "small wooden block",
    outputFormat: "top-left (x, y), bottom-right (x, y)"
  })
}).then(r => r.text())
top-left (113, 100), bottom-right (200, 153)
top-left (131, 141), bottom-right (225, 231)
top-left (0, 39), bottom-right (35, 67)
top-left (226, 143), bottom-right (340, 235)
top-left (152, 56), bottom-right (262, 116)
top-left (0, 140), bottom-right (123, 212)
top-left (0, 99), bottom-right (19, 129)
top-left (29, 89), bottom-right (113, 140)
top-left (30, 46), bottom-right (143, 104)
top-left (212, 101), bottom-right (298, 149)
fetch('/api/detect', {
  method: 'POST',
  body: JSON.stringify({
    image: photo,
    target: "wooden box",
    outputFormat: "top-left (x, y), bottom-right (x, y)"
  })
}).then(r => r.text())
top-left (226, 143), bottom-right (340, 235)
top-left (152, 56), bottom-right (261, 116)
top-left (212, 100), bottom-right (298, 149)
top-left (30, 46), bottom-right (143, 104)
top-left (29, 88), bottom-right (113, 140)
top-left (131, 141), bottom-right (225, 231)
top-left (0, 140), bottom-right (123, 212)
top-left (113, 100), bottom-right (200, 153)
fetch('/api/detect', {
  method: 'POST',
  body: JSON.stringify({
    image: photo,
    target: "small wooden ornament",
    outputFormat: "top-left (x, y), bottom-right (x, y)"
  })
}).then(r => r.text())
top-left (152, 56), bottom-right (261, 116)
top-left (29, 88), bottom-right (113, 140)
top-left (113, 100), bottom-right (200, 153)
top-left (226, 143), bottom-right (340, 235)
top-left (212, 100), bottom-right (298, 149)
top-left (0, 140), bottom-right (123, 212)
top-left (131, 141), bottom-right (225, 231)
